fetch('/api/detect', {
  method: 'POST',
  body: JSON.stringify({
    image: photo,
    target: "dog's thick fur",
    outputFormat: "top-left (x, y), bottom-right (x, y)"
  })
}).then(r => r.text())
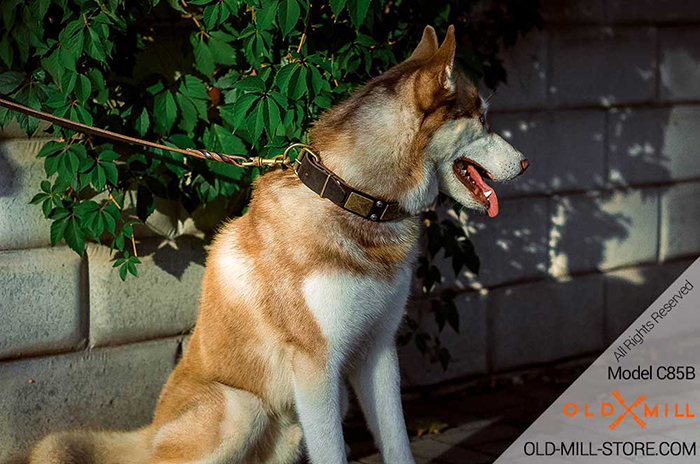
top-left (29, 26), bottom-right (526, 464)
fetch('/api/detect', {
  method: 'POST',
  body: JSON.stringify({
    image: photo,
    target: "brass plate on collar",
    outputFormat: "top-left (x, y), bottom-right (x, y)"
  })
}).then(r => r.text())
top-left (380, 203), bottom-right (401, 221)
top-left (344, 192), bottom-right (374, 217)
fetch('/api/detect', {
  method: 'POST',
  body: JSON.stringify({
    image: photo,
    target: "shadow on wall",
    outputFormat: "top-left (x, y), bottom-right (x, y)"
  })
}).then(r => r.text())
top-left (0, 146), bottom-right (19, 198)
top-left (137, 235), bottom-right (207, 280)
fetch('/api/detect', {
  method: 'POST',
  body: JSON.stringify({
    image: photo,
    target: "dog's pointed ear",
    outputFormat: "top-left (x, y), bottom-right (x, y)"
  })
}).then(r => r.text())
top-left (414, 25), bottom-right (457, 110)
top-left (409, 26), bottom-right (439, 61)
top-left (430, 25), bottom-right (457, 92)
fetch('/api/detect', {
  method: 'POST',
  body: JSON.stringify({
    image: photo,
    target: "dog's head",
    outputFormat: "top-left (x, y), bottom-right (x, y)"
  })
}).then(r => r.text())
top-left (311, 25), bottom-right (528, 218)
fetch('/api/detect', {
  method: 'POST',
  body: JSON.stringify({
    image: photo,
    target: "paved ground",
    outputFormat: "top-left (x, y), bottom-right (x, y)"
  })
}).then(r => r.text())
top-left (345, 364), bottom-right (586, 464)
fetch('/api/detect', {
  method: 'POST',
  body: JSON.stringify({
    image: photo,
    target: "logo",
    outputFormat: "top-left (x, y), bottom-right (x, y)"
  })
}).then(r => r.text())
top-left (608, 390), bottom-right (646, 430)
top-left (563, 390), bottom-right (694, 430)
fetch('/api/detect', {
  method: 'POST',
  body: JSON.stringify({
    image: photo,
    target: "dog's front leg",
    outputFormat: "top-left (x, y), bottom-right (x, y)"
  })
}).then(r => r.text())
top-left (350, 340), bottom-right (415, 464)
top-left (293, 354), bottom-right (347, 464)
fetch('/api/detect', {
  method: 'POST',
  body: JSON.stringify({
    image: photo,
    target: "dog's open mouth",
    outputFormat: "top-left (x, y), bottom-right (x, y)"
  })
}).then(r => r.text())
top-left (453, 158), bottom-right (499, 218)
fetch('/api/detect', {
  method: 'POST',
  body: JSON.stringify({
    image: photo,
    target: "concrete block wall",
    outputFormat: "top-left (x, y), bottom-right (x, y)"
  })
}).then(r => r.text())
top-left (0, 133), bottom-right (204, 460)
top-left (400, 0), bottom-right (700, 386)
top-left (0, 0), bottom-right (699, 459)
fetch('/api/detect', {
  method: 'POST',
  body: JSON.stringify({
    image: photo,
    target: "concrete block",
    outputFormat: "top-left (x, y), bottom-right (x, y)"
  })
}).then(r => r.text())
top-left (608, 107), bottom-right (666, 185)
top-left (0, 138), bottom-right (54, 250)
top-left (0, 247), bottom-right (86, 360)
top-left (549, 27), bottom-right (656, 107)
top-left (0, 338), bottom-right (179, 462)
top-left (549, 189), bottom-right (659, 276)
top-left (608, 1), bottom-right (700, 22)
top-left (458, 197), bottom-right (549, 288)
top-left (423, 199), bottom-right (548, 292)
top-left (605, 259), bottom-right (696, 343)
top-left (660, 182), bottom-right (700, 261)
top-left (609, 106), bottom-right (700, 185)
top-left (87, 236), bottom-right (205, 347)
top-left (541, 0), bottom-right (605, 24)
top-left (492, 110), bottom-right (605, 196)
top-left (488, 31), bottom-right (548, 111)
top-left (400, 293), bottom-right (487, 387)
top-left (660, 27), bottom-right (700, 101)
top-left (490, 275), bottom-right (605, 371)
top-left (660, 106), bottom-right (700, 181)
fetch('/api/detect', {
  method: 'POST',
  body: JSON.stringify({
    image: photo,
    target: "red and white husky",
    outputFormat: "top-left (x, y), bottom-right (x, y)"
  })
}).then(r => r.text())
top-left (31, 25), bottom-right (527, 464)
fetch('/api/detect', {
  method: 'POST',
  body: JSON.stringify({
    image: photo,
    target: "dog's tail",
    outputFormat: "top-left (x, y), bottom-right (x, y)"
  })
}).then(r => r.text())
top-left (29, 426), bottom-right (151, 464)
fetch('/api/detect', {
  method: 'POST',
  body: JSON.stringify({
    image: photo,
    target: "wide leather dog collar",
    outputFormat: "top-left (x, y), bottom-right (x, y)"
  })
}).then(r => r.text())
top-left (293, 148), bottom-right (408, 222)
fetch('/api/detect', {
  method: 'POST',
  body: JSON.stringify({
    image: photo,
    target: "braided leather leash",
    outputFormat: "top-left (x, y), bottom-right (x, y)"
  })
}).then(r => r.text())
top-left (0, 96), bottom-right (292, 168)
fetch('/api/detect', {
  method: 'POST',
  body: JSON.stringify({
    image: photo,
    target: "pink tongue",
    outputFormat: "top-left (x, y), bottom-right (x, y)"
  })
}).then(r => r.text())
top-left (467, 165), bottom-right (499, 218)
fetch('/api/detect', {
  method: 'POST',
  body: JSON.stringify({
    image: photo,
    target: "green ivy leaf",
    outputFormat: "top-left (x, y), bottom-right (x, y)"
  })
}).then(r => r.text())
top-left (192, 36), bottom-right (215, 77)
top-left (60, 71), bottom-right (78, 94)
top-left (37, 141), bottom-right (64, 158)
top-left (176, 92), bottom-right (198, 133)
top-left (203, 3), bottom-right (222, 29)
top-left (119, 263), bottom-right (128, 280)
top-left (59, 22), bottom-right (84, 69)
top-left (268, 91), bottom-right (288, 111)
top-left (50, 214), bottom-right (69, 246)
top-left (127, 260), bottom-right (138, 277)
top-left (98, 150), bottom-right (119, 163)
top-left (265, 96), bottom-right (281, 137)
top-left (246, 98), bottom-right (267, 142)
top-left (41, 48), bottom-right (64, 84)
top-left (289, 65), bottom-right (308, 99)
top-left (135, 108), bottom-right (150, 136)
top-left (154, 91), bottom-right (177, 133)
top-left (85, 27), bottom-right (106, 61)
top-left (209, 34), bottom-right (237, 66)
top-left (329, 0), bottom-right (346, 18)
top-left (277, 0), bottom-right (300, 37)
top-left (93, 164), bottom-right (107, 190)
top-left (210, 124), bottom-right (246, 155)
top-left (0, 36), bottom-right (12, 68)
top-left (74, 74), bottom-right (92, 102)
top-left (57, 146), bottom-right (81, 184)
top-left (220, 93), bottom-right (259, 130)
top-left (103, 162), bottom-right (118, 185)
top-left (30, 192), bottom-right (49, 205)
top-left (256, 0), bottom-right (278, 30)
top-left (179, 75), bottom-right (208, 100)
top-left (275, 63), bottom-right (307, 99)
top-left (347, 0), bottom-right (371, 29)
top-left (0, 71), bottom-right (25, 93)
top-left (235, 75), bottom-right (265, 93)
top-left (103, 203), bottom-right (120, 234)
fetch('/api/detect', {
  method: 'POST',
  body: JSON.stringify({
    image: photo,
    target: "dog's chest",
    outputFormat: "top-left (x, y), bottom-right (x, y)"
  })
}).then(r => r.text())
top-left (302, 265), bottom-right (413, 360)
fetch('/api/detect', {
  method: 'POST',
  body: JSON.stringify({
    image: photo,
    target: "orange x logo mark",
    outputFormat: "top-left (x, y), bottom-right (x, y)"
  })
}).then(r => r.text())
top-left (609, 389), bottom-right (647, 430)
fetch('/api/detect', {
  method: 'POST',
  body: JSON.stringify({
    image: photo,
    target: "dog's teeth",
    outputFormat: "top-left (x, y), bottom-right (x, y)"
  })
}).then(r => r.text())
top-left (484, 191), bottom-right (493, 198)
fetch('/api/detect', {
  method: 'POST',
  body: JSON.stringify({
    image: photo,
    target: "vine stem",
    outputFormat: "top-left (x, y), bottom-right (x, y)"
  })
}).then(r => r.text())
top-left (297, 4), bottom-right (312, 53)
top-left (131, 233), bottom-right (138, 257)
top-left (108, 192), bottom-right (122, 210)
top-left (180, 0), bottom-right (204, 31)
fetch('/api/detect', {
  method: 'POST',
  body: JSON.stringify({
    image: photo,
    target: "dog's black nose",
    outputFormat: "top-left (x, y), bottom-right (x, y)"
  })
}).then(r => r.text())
top-left (520, 159), bottom-right (530, 174)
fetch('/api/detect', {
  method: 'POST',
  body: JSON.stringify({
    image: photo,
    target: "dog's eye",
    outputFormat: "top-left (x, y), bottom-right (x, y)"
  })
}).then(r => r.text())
top-left (479, 114), bottom-right (486, 126)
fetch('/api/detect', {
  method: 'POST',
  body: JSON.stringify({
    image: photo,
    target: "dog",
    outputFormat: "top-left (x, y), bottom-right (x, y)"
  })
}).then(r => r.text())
top-left (29, 25), bottom-right (527, 464)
